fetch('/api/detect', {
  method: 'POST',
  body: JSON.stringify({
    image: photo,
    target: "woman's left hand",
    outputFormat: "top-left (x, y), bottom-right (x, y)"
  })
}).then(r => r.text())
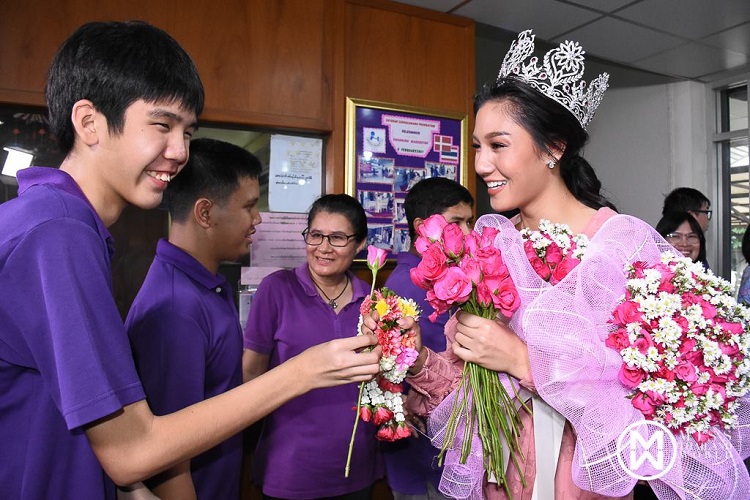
top-left (452, 310), bottom-right (530, 380)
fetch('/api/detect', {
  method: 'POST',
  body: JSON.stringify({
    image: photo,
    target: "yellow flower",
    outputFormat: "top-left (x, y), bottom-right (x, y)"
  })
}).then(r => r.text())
top-left (399, 299), bottom-right (418, 319)
top-left (375, 300), bottom-right (390, 317)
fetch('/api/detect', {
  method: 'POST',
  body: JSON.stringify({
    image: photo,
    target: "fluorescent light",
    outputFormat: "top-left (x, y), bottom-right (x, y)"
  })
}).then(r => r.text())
top-left (2, 147), bottom-right (34, 177)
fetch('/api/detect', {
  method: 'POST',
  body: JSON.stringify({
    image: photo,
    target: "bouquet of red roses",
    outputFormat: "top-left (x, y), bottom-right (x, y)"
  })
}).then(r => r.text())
top-left (410, 214), bottom-right (524, 490)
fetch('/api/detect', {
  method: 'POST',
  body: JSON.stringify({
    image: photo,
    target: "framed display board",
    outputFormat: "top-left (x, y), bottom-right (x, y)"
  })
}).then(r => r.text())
top-left (345, 97), bottom-right (468, 260)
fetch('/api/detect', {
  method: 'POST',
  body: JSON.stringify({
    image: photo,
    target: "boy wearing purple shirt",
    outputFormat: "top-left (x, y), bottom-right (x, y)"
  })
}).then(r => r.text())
top-left (382, 177), bottom-right (474, 499)
top-left (126, 138), bottom-right (263, 498)
top-left (0, 21), bottom-right (380, 500)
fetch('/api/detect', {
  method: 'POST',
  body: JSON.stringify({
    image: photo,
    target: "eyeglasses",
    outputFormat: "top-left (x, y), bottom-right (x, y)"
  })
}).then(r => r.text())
top-left (302, 229), bottom-right (356, 247)
top-left (693, 209), bottom-right (712, 220)
top-left (665, 232), bottom-right (700, 244)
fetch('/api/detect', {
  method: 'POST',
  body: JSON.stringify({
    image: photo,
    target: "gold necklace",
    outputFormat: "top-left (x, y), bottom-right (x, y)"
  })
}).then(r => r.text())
top-left (311, 274), bottom-right (350, 309)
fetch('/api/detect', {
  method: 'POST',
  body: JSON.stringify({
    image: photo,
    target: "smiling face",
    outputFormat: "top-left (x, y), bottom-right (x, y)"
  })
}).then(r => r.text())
top-left (472, 100), bottom-right (556, 214)
top-left (667, 220), bottom-right (701, 262)
top-left (91, 99), bottom-right (197, 214)
top-left (305, 211), bottom-right (364, 282)
top-left (209, 177), bottom-right (262, 263)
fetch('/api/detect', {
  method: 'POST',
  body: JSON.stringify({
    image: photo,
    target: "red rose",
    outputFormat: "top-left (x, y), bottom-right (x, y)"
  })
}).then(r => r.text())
top-left (618, 365), bottom-right (645, 389)
top-left (528, 254), bottom-right (552, 281)
top-left (631, 392), bottom-right (656, 417)
top-left (674, 361), bottom-right (697, 383)
top-left (492, 278), bottom-right (521, 318)
top-left (359, 406), bottom-right (372, 422)
top-left (549, 257), bottom-right (580, 284)
top-left (373, 406), bottom-right (394, 426)
top-left (544, 241), bottom-right (563, 266)
top-left (605, 329), bottom-right (631, 350)
top-left (612, 300), bottom-right (643, 325)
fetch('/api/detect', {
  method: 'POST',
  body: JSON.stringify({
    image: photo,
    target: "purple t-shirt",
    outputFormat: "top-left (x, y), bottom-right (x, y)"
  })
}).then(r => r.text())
top-left (126, 239), bottom-right (243, 499)
top-left (382, 251), bottom-right (447, 494)
top-left (0, 167), bottom-right (145, 499)
top-left (243, 264), bottom-right (383, 498)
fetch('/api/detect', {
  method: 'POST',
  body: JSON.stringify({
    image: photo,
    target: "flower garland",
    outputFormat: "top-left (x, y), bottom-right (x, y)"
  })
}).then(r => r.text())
top-left (345, 246), bottom-right (420, 477)
top-left (607, 252), bottom-right (750, 444)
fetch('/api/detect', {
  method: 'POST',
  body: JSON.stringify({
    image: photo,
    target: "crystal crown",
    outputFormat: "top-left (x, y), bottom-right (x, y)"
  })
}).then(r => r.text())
top-left (497, 29), bottom-right (609, 129)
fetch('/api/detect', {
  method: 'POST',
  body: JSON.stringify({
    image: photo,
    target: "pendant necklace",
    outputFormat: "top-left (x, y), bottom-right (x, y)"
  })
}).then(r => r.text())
top-left (311, 274), bottom-right (350, 310)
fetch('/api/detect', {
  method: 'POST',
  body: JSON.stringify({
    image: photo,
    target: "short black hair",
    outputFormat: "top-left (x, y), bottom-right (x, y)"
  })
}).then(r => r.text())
top-left (404, 177), bottom-right (474, 240)
top-left (46, 20), bottom-right (204, 155)
top-left (662, 187), bottom-right (710, 215)
top-left (165, 138), bottom-right (262, 222)
top-left (655, 211), bottom-right (706, 264)
top-left (307, 194), bottom-right (368, 243)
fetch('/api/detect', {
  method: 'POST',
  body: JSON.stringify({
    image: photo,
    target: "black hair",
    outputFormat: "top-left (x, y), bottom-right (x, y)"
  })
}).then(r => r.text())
top-left (474, 75), bottom-right (615, 211)
top-left (165, 138), bottom-right (262, 222)
top-left (46, 20), bottom-right (205, 155)
top-left (655, 211), bottom-right (706, 264)
top-left (307, 194), bottom-right (368, 243)
top-left (404, 177), bottom-right (474, 240)
top-left (662, 187), bottom-right (711, 215)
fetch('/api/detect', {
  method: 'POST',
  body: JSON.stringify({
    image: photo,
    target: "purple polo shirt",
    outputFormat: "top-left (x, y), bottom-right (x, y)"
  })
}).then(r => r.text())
top-left (0, 167), bottom-right (145, 499)
top-left (126, 239), bottom-right (243, 499)
top-left (382, 252), bottom-right (448, 494)
top-left (243, 264), bottom-right (384, 498)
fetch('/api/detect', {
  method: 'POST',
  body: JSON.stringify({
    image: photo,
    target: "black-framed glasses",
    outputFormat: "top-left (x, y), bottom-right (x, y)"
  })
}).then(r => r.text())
top-left (665, 232), bottom-right (701, 244)
top-left (693, 209), bottom-right (713, 220)
top-left (302, 229), bottom-right (356, 247)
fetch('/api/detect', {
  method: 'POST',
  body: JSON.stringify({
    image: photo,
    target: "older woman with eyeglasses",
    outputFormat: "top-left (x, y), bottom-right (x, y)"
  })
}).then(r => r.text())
top-left (242, 194), bottom-right (383, 499)
top-left (655, 211), bottom-right (706, 265)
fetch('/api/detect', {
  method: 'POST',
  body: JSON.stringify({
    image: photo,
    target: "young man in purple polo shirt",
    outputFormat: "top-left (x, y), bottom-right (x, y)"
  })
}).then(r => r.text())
top-left (382, 177), bottom-right (474, 499)
top-left (0, 21), bottom-right (380, 500)
top-left (126, 138), bottom-right (263, 498)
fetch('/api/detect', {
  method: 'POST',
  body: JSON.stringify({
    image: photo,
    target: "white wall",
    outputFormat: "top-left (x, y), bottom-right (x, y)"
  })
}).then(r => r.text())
top-left (586, 85), bottom-right (672, 226)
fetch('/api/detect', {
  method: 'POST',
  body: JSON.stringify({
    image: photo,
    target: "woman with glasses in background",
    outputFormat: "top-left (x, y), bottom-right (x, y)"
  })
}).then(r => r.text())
top-left (242, 194), bottom-right (383, 499)
top-left (655, 211), bottom-right (706, 265)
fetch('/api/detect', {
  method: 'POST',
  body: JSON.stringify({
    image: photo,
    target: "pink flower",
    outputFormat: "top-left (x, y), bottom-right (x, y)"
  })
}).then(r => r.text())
top-left (674, 361), bottom-right (697, 383)
top-left (425, 289), bottom-right (451, 320)
top-left (476, 281), bottom-right (493, 308)
top-left (418, 214), bottom-right (448, 242)
top-left (394, 422), bottom-right (412, 440)
top-left (618, 365), bottom-right (645, 389)
top-left (550, 257), bottom-right (580, 284)
top-left (631, 392), bottom-right (656, 417)
top-left (458, 256), bottom-right (482, 284)
top-left (612, 300), bottom-right (643, 325)
top-left (476, 247), bottom-right (509, 278)
top-left (478, 226), bottom-right (499, 248)
top-left (442, 224), bottom-right (465, 259)
top-left (414, 235), bottom-right (432, 254)
top-left (526, 253), bottom-right (552, 281)
top-left (544, 242), bottom-right (563, 267)
top-left (414, 243), bottom-right (448, 282)
top-left (376, 424), bottom-right (397, 442)
top-left (373, 406), bottom-right (394, 426)
top-left (463, 231), bottom-right (479, 257)
top-left (367, 245), bottom-right (388, 272)
top-left (691, 431), bottom-right (713, 444)
top-left (605, 329), bottom-right (631, 350)
top-left (410, 266), bottom-right (430, 290)
top-left (492, 278), bottom-right (521, 318)
top-left (359, 406), bottom-right (372, 422)
top-left (432, 267), bottom-right (473, 306)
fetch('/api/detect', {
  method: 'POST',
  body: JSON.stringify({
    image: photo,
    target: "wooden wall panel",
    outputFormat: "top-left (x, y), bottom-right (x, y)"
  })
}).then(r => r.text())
top-left (0, 0), bottom-right (335, 130)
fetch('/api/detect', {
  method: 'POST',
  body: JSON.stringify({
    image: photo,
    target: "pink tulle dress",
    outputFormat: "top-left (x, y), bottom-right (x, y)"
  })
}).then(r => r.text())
top-left (406, 208), bottom-right (750, 499)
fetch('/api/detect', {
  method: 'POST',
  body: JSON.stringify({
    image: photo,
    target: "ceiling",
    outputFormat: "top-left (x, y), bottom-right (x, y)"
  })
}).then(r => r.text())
top-left (392, 0), bottom-right (750, 83)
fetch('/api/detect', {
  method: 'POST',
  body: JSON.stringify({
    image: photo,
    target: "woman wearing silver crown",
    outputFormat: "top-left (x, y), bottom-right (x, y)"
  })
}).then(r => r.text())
top-left (363, 29), bottom-right (750, 500)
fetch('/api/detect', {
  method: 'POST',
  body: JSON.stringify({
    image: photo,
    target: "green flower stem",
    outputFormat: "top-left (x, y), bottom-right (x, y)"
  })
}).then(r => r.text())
top-left (437, 299), bottom-right (527, 497)
top-left (345, 380), bottom-right (366, 477)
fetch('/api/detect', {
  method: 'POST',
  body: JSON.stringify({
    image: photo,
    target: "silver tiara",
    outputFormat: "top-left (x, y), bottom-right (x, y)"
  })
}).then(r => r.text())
top-left (497, 29), bottom-right (609, 129)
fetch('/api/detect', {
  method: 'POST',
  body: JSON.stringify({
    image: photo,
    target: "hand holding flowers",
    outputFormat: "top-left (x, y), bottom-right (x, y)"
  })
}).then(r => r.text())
top-left (345, 246), bottom-right (421, 477)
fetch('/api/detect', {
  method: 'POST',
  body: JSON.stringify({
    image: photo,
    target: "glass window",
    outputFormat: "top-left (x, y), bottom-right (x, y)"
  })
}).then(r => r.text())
top-left (720, 85), bottom-right (748, 133)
